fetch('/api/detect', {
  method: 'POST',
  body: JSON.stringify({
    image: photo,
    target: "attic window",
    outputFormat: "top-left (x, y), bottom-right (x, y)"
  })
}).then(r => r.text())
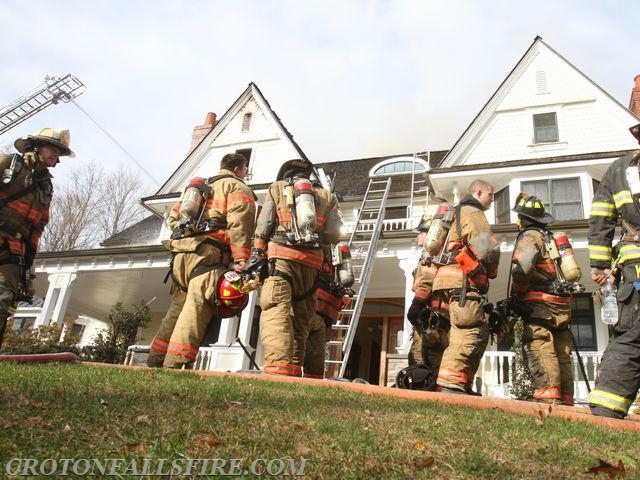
top-left (533, 112), bottom-right (558, 143)
top-left (372, 160), bottom-right (427, 176)
top-left (241, 113), bottom-right (252, 132)
top-left (536, 70), bottom-right (548, 94)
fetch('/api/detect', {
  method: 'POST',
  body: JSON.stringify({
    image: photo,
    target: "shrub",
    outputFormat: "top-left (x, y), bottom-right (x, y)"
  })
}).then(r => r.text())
top-left (81, 301), bottom-right (151, 364)
top-left (510, 317), bottom-right (534, 400)
top-left (0, 324), bottom-right (80, 355)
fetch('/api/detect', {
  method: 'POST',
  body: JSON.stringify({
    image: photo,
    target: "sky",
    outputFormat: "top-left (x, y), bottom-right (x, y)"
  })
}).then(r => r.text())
top-left (1, 0), bottom-right (638, 195)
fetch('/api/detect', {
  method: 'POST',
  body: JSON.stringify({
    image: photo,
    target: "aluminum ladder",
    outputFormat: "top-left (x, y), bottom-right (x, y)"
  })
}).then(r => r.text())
top-left (325, 177), bottom-right (391, 378)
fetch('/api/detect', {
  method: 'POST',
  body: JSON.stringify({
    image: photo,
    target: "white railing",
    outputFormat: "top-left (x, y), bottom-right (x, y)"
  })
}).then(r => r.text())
top-left (475, 351), bottom-right (602, 403)
top-left (343, 217), bottom-right (415, 234)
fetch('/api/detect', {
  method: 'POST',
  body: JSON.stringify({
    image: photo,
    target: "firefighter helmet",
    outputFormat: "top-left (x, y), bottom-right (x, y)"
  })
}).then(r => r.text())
top-left (630, 123), bottom-right (640, 143)
top-left (512, 192), bottom-right (554, 225)
top-left (276, 158), bottom-right (313, 181)
top-left (14, 128), bottom-right (74, 157)
top-left (215, 271), bottom-right (249, 318)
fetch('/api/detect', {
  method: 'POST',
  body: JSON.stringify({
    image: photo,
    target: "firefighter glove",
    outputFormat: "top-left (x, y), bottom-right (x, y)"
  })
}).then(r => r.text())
top-left (407, 299), bottom-right (426, 327)
top-left (244, 248), bottom-right (268, 279)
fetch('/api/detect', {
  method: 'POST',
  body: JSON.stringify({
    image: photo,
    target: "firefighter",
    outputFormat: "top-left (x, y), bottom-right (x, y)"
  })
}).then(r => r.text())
top-left (432, 179), bottom-right (500, 394)
top-left (0, 128), bottom-right (73, 348)
top-left (247, 158), bottom-right (343, 376)
top-left (303, 261), bottom-right (350, 379)
top-left (406, 214), bottom-right (450, 372)
top-left (587, 123), bottom-right (640, 419)
top-left (147, 153), bottom-right (256, 369)
top-left (511, 193), bottom-right (576, 405)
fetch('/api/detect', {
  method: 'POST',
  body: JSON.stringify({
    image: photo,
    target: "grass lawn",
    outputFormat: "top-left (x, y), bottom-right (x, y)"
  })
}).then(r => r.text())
top-left (0, 362), bottom-right (638, 479)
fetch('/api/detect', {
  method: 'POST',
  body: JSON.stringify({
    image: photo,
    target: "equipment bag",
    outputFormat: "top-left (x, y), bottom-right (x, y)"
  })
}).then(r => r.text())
top-left (395, 363), bottom-right (437, 391)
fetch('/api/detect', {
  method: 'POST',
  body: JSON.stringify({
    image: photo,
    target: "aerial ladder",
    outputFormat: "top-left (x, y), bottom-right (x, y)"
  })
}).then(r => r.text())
top-left (325, 177), bottom-right (392, 378)
top-left (0, 74), bottom-right (86, 136)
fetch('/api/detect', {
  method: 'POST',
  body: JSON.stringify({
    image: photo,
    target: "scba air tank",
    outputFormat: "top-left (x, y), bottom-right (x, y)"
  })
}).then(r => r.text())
top-left (553, 232), bottom-right (581, 283)
top-left (337, 243), bottom-right (355, 287)
top-left (293, 178), bottom-right (317, 242)
top-left (423, 205), bottom-right (454, 256)
top-left (179, 177), bottom-right (206, 224)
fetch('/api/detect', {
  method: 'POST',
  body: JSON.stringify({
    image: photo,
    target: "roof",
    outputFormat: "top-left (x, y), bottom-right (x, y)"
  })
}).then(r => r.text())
top-left (100, 215), bottom-right (163, 247)
top-left (316, 150), bottom-right (447, 199)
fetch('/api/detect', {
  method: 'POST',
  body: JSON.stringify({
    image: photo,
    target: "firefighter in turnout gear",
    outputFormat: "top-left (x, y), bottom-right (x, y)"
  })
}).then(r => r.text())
top-left (0, 128), bottom-right (73, 348)
top-left (511, 193), bottom-right (577, 405)
top-left (147, 153), bottom-right (256, 368)
top-left (248, 158), bottom-right (343, 376)
top-left (303, 260), bottom-right (350, 379)
top-left (432, 180), bottom-right (500, 394)
top-left (406, 214), bottom-right (450, 373)
top-left (587, 123), bottom-right (640, 419)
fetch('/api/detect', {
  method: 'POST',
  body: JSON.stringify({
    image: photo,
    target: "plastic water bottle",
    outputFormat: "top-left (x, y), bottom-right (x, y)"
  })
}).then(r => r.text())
top-left (600, 283), bottom-right (618, 325)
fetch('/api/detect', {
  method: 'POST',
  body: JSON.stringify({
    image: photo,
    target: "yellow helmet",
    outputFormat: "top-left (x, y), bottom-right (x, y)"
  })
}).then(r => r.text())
top-left (14, 128), bottom-right (74, 157)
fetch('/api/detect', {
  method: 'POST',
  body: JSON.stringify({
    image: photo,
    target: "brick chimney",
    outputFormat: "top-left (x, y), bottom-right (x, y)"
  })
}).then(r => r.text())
top-left (188, 112), bottom-right (217, 154)
top-left (629, 75), bottom-right (640, 118)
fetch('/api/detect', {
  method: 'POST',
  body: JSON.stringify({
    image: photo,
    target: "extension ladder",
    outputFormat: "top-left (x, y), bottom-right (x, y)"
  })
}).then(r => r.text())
top-left (325, 178), bottom-right (391, 378)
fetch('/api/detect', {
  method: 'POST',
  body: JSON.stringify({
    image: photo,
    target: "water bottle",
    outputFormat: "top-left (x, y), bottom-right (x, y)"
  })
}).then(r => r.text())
top-left (600, 283), bottom-right (618, 325)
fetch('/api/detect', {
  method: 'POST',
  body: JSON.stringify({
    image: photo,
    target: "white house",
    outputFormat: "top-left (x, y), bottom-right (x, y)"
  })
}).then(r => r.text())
top-left (18, 36), bottom-right (640, 397)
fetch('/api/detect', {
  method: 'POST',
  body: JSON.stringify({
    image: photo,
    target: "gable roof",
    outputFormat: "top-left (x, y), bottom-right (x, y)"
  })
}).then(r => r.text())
top-left (439, 36), bottom-right (640, 169)
top-left (156, 82), bottom-right (310, 196)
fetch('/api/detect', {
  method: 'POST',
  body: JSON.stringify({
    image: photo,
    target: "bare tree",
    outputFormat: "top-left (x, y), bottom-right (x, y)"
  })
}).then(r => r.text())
top-left (40, 161), bottom-right (147, 252)
top-left (95, 167), bottom-right (147, 239)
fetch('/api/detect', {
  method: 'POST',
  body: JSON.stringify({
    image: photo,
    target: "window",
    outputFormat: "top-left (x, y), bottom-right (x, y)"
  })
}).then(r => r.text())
top-left (533, 112), bottom-right (558, 143)
top-left (373, 161), bottom-right (426, 176)
top-left (521, 177), bottom-right (582, 220)
top-left (241, 113), bottom-right (252, 132)
top-left (235, 148), bottom-right (252, 168)
top-left (570, 294), bottom-right (597, 350)
top-left (385, 206), bottom-right (408, 220)
top-left (70, 323), bottom-right (86, 339)
top-left (536, 70), bottom-right (548, 94)
top-left (494, 187), bottom-right (511, 224)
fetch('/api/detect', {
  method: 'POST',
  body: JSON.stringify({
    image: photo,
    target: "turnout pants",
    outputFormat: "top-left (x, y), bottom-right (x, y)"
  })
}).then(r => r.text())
top-left (436, 294), bottom-right (489, 392)
top-left (589, 284), bottom-right (640, 418)
top-left (409, 323), bottom-right (449, 371)
top-left (259, 258), bottom-right (317, 377)
top-left (149, 241), bottom-right (229, 369)
top-left (303, 312), bottom-right (327, 379)
top-left (0, 262), bottom-right (20, 349)
top-left (523, 320), bottom-right (574, 405)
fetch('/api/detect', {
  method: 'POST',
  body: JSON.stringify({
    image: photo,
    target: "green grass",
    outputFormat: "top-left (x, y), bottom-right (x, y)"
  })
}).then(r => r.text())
top-left (0, 363), bottom-right (638, 479)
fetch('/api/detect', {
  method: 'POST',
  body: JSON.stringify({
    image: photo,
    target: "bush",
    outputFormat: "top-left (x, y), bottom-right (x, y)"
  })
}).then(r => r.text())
top-left (0, 324), bottom-right (81, 355)
top-left (510, 317), bottom-right (534, 400)
top-left (81, 301), bottom-right (151, 364)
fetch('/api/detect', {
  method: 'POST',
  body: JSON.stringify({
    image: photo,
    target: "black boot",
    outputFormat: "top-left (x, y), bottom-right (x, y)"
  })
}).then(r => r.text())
top-left (589, 404), bottom-right (626, 420)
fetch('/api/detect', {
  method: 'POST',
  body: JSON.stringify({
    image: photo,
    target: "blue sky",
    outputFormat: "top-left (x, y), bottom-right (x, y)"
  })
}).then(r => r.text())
top-left (1, 0), bottom-right (638, 193)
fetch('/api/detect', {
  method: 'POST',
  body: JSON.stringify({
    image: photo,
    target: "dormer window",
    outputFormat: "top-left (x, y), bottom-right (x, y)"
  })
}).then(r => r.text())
top-left (371, 158), bottom-right (427, 176)
top-left (241, 112), bottom-right (252, 132)
top-left (533, 112), bottom-right (558, 143)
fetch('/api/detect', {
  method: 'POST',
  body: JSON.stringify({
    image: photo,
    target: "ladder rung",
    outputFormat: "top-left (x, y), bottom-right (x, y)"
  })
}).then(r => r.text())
top-left (332, 324), bottom-right (350, 330)
top-left (326, 341), bottom-right (343, 347)
top-left (324, 360), bottom-right (344, 365)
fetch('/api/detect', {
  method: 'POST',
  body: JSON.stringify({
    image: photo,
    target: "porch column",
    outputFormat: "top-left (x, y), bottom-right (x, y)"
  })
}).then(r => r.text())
top-left (398, 255), bottom-right (420, 354)
top-left (35, 272), bottom-right (77, 328)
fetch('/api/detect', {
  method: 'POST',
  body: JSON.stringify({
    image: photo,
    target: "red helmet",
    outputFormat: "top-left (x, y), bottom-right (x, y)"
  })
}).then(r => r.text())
top-left (216, 271), bottom-right (249, 318)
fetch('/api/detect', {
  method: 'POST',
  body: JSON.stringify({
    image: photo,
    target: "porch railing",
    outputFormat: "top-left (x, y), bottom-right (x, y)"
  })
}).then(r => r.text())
top-left (475, 351), bottom-right (602, 403)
